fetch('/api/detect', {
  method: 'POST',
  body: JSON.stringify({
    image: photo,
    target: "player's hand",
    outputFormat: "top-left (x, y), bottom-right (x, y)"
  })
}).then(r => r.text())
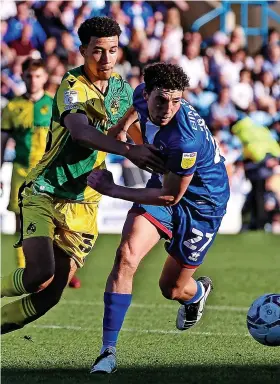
top-left (126, 144), bottom-right (166, 174)
top-left (116, 130), bottom-right (127, 142)
top-left (107, 124), bottom-right (122, 138)
top-left (87, 169), bottom-right (115, 195)
top-left (107, 125), bottom-right (127, 142)
top-left (266, 158), bottom-right (279, 168)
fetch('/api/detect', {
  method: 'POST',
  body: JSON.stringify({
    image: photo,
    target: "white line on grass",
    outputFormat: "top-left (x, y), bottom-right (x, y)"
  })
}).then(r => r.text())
top-left (30, 324), bottom-right (249, 337)
top-left (60, 300), bottom-right (248, 312)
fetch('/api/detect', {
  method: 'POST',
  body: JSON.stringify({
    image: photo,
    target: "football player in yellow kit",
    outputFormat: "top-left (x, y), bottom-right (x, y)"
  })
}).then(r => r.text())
top-left (1, 58), bottom-right (81, 289)
top-left (1, 17), bottom-right (165, 335)
top-left (1, 59), bottom-right (52, 268)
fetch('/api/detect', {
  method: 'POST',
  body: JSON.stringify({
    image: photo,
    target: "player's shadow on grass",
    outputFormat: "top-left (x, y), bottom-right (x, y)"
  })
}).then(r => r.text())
top-left (1, 365), bottom-right (280, 384)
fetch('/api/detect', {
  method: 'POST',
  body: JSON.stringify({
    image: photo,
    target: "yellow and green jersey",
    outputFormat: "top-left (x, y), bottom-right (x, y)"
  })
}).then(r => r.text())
top-left (232, 117), bottom-right (280, 163)
top-left (26, 66), bottom-right (133, 202)
top-left (1, 93), bottom-right (53, 169)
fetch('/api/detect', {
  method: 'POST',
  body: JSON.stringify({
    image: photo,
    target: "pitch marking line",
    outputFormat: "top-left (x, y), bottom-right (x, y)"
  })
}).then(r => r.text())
top-left (30, 324), bottom-right (249, 337)
top-left (60, 300), bottom-right (248, 312)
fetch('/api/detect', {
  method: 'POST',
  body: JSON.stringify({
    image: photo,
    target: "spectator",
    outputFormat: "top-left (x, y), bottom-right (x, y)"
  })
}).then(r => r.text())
top-left (45, 54), bottom-right (61, 73)
top-left (34, 1), bottom-right (67, 39)
top-left (247, 54), bottom-right (265, 81)
top-left (231, 69), bottom-right (254, 111)
top-left (9, 24), bottom-right (35, 58)
top-left (210, 86), bottom-right (238, 130)
top-left (220, 49), bottom-right (244, 87)
top-left (267, 27), bottom-right (280, 45)
top-left (263, 43), bottom-right (280, 79)
top-left (127, 74), bottom-right (141, 89)
top-left (1, 59), bottom-right (26, 99)
top-left (0, 0), bottom-right (17, 20)
top-left (114, 47), bottom-right (132, 80)
top-left (207, 31), bottom-right (229, 87)
top-left (260, 27), bottom-right (280, 58)
top-left (254, 70), bottom-right (278, 115)
top-left (54, 31), bottom-right (76, 65)
top-left (124, 28), bottom-right (148, 68)
top-left (45, 61), bottom-right (66, 97)
top-left (227, 26), bottom-right (246, 53)
top-left (179, 41), bottom-right (208, 90)
top-left (108, 1), bottom-right (131, 47)
top-left (60, 1), bottom-right (76, 30)
top-left (3, 1), bottom-right (46, 50)
top-left (1, 21), bottom-right (16, 70)
top-left (71, 10), bottom-right (90, 50)
top-left (160, 7), bottom-right (183, 62)
top-left (122, 1), bottom-right (153, 30)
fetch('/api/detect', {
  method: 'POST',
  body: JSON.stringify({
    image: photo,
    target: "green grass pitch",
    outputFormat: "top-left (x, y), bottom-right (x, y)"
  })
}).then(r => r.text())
top-left (1, 233), bottom-right (280, 384)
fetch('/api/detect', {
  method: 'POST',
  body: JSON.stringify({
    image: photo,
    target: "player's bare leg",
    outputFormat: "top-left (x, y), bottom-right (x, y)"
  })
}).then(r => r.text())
top-left (23, 246), bottom-right (77, 318)
top-left (91, 213), bottom-right (161, 374)
top-left (159, 255), bottom-right (213, 330)
top-left (106, 213), bottom-right (161, 293)
top-left (1, 237), bottom-right (55, 332)
top-left (1, 237), bottom-right (55, 299)
top-left (68, 273), bottom-right (81, 289)
top-left (1, 244), bottom-right (77, 334)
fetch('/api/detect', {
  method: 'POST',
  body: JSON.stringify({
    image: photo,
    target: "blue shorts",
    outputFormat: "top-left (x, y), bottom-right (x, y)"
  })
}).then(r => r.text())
top-left (129, 203), bottom-right (226, 268)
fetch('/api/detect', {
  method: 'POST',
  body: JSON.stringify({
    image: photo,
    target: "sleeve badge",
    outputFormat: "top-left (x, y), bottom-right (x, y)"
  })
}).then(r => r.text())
top-left (64, 90), bottom-right (78, 105)
top-left (181, 152), bottom-right (197, 169)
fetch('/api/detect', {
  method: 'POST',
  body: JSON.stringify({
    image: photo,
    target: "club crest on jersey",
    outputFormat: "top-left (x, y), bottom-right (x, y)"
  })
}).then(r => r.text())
top-left (110, 97), bottom-right (120, 115)
top-left (40, 105), bottom-right (49, 115)
top-left (26, 222), bottom-right (36, 235)
top-left (64, 90), bottom-right (78, 105)
top-left (181, 152), bottom-right (197, 169)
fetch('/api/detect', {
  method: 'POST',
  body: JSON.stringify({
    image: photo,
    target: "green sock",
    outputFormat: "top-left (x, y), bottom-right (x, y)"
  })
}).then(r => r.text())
top-left (1, 269), bottom-right (28, 297)
top-left (1, 295), bottom-right (37, 334)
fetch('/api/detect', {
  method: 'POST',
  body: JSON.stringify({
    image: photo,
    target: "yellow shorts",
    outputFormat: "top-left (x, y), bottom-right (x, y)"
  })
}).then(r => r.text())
top-left (21, 186), bottom-right (99, 267)
top-left (8, 163), bottom-right (29, 214)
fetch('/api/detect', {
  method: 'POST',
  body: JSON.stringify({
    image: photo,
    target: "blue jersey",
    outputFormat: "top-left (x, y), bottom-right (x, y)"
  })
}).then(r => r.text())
top-left (133, 83), bottom-right (230, 210)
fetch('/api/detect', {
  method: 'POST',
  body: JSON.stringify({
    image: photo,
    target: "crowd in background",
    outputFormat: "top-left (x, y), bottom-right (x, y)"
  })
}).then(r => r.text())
top-left (1, 0), bottom-right (280, 232)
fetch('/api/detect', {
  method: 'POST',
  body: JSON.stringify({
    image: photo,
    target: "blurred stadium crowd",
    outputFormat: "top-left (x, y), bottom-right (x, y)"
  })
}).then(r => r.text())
top-left (1, 0), bottom-right (280, 232)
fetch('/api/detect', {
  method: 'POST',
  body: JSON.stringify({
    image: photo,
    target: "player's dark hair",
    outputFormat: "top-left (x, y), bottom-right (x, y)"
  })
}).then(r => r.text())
top-left (78, 17), bottom-right (121, 45)
top-left (143, 63), bottom-right (190, 94)
top-left (22, 58), bottom-right (46, 73)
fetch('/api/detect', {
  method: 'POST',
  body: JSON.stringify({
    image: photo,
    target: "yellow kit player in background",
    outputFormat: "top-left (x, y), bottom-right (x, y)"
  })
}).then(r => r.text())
top-left (1, 59), bottom-right (52, 269)
top-left (1, 17), bottom-right (165, 335)
top-left (1, 59), bottom-right (81, 288)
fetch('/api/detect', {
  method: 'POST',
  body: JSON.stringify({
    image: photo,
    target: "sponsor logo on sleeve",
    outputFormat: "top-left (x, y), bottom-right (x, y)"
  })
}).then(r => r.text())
top-left (181, 152), bottom-right (197, 169)
top-left (64, 90), bottom-right (78, 105)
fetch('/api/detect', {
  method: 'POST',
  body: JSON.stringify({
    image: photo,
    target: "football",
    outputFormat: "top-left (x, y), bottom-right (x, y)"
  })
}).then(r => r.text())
top-left (247, 294), bottom-right (280, 346)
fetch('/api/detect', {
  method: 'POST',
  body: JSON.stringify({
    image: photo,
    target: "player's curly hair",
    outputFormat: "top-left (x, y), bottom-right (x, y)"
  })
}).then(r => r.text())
top-left (78, 17), bottom-right (121, 45)
top-left (143, 63), bottom-right (190, 94)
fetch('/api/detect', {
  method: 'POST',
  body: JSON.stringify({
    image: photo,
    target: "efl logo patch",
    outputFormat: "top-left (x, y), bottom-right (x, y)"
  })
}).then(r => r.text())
top-left (64, 90), bottom-right (78, 105)
top-left (181, 152), bottom-right (197, 169)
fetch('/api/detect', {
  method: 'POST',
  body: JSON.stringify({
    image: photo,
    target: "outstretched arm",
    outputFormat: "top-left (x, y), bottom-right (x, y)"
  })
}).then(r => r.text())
top-left (64, 113), bottom-right (165, 174)
top-left (107, 106), bottom-right (143, 144)
top-left (87, 169), bottom-right (193, 206)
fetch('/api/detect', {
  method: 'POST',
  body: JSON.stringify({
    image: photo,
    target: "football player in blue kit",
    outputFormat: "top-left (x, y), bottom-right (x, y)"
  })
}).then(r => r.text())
top-left (87, 63), bottom-right (230, 374)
